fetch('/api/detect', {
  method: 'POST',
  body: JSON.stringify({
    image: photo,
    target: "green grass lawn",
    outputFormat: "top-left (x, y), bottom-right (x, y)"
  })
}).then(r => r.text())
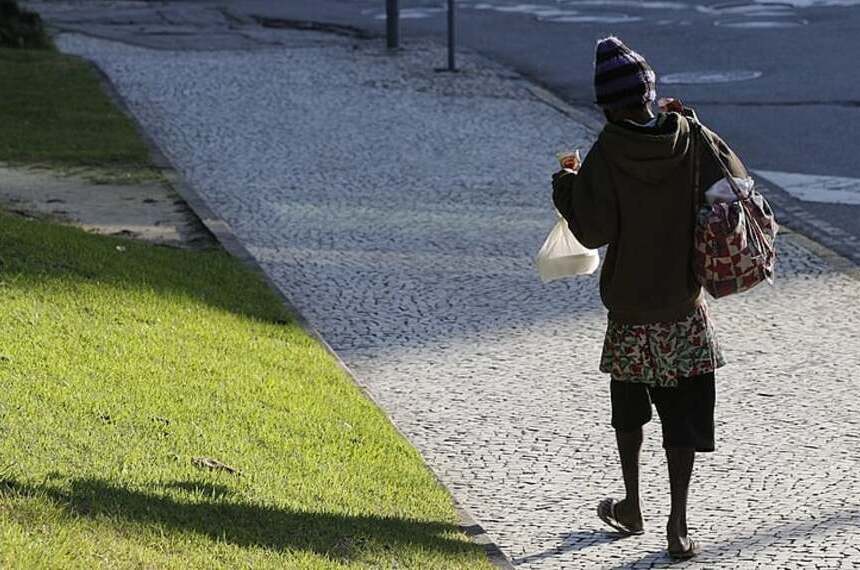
top-left (0, 212), bottom-right (492, 568)
top-left (0, 48), bottom-right (159, 184)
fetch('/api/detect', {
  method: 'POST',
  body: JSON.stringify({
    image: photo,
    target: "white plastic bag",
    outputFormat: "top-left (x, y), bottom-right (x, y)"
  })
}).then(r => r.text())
top-left (535, 211), bottom-right (600, 283)
top-left (704, 176), bottom-right (754, 205)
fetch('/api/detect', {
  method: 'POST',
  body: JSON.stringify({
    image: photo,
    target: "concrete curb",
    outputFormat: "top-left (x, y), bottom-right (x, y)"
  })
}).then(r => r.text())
top-left (779, 229), bottom-right (860, 281)
top-left (159, 160), bottom-right (517, 570)
top-left (150, 89), bottom-right (517, 570)
top-left (527, 83), bottom-right (604, 136)
top-left (752, 172), bottom-right (860, 271)
top-left (75, 33), bottom-right (515, 570)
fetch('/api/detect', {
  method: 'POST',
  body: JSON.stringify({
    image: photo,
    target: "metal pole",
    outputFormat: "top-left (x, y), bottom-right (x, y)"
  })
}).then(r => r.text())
top-left (447, 0), bottom-right (456, 71)
top-left (386, 0), bottom-right (399, 49)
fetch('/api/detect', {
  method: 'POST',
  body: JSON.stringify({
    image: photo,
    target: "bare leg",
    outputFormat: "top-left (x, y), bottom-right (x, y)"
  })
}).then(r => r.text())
top-left (614, 428), bottom-right (644, 530)
top-left (665, 446), bottom-right (695, 550)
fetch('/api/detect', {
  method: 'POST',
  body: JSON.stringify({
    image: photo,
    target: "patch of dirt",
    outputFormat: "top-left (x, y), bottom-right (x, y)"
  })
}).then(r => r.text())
top-left (0, 164), bottom-right (216, 249)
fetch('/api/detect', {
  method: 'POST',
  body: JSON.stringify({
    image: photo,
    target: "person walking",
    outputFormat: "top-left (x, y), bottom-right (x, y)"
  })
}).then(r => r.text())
top-left (551, 36), bottom-right (748, 560)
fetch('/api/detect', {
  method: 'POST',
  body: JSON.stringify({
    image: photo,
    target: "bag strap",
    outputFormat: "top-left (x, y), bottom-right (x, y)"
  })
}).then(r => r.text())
top-left (687, 110), bottom-right (769, 257)
top-left (686, 110), bottom-right (745, 198)
top-left (686, 109), bottom-right (703, 215)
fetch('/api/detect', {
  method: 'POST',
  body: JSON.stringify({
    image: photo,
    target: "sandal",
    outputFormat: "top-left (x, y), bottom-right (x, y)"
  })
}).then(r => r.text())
top-left (597, 498), bottom-right (644, 536)
top-left (668, 539), bottom-right (700, 560)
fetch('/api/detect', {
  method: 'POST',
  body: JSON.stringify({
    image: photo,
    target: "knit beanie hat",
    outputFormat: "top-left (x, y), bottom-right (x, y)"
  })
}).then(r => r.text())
top-left (594, 36), bottom-right (656, 110)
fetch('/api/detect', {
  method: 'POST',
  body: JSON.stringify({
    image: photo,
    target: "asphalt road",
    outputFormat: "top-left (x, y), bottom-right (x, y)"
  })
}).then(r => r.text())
top-left (176, 0), bottom-right (860, 263)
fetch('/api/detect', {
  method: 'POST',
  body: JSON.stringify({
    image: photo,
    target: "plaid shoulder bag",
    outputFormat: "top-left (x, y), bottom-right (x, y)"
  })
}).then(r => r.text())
top-left (688, 111), bottom-right (778, 298)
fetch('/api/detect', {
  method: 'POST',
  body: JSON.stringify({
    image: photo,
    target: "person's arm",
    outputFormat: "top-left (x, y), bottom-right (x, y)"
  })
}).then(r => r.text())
top-left (700, 126), bottom-right (748, 184)
top-left (551, 146), bottom-right (618, 249)
top-left (552, 170), bottom-right (578, 222)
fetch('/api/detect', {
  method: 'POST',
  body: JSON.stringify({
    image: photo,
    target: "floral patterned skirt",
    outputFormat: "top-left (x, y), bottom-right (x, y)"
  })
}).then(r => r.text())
top-left (600, 302), bottom-right (725, 387)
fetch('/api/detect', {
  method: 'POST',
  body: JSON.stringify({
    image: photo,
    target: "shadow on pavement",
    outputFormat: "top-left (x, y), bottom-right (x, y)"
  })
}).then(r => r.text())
top-left (608, 507), bottom-right (860, 569)
top-left (510, 530), bottom-right (623, 565)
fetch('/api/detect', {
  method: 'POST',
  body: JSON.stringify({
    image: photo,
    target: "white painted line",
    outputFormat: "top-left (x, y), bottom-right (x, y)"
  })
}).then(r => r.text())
top-left (756, 171), bottom-right (860, 206)
top-left (761, 0), bottom-right (860, 6)
top-left (715, 19), bottom-right (807, 27)
top-left (564, 0), bottom-right (688, 9)
top-left (542, 12), bottom-right (642, 22)
top-left (660, 70), bottom-right (763, 84)
top-left (372, 8), bottom-right (444, 20)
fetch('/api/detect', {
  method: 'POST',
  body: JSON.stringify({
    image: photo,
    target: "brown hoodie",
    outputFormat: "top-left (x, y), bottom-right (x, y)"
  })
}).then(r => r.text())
top-left (552, 112), bottom-right (747, 325)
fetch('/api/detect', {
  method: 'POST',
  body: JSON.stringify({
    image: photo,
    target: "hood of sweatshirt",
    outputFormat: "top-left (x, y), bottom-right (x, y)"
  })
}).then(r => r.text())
top-left (596, 112), bottom-right (692, 185)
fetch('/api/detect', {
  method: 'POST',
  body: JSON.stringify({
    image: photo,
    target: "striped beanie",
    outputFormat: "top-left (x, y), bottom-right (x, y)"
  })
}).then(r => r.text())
top-left (594, 36), bottom-right (656, 110)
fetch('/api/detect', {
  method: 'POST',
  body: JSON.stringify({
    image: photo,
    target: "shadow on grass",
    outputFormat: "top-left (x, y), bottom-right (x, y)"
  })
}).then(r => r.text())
top-left (0, 477), bottom-right (475, 561)
top-left (160, 480), bottom-right (236, 498)
top-left (0, 211), bottom-right (289, 325)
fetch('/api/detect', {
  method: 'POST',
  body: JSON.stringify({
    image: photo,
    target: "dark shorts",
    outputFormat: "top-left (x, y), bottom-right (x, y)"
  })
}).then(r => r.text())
top-left (610, 372), bottom-right (715, 452)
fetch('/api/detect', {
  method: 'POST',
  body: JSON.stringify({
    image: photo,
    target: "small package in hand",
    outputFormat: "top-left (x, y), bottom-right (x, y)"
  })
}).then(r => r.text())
top-left (555, 149), bottom-right (581, 174)
top-left (535, 211), bottom-right (600, 283)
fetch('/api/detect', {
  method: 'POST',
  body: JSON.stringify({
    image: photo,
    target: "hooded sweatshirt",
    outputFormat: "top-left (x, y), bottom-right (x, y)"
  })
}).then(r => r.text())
top-left (552, 111), bottom-right (747, 325)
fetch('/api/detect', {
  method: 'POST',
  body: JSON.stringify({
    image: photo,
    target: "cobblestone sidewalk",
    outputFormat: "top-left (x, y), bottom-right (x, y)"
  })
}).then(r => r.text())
top-left (52, 11), bottom-right (860, 568)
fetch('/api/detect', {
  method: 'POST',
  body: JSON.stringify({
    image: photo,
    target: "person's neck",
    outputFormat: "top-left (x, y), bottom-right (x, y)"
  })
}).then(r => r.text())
top-left (605, 105), bottom-right (656, 126)
top-left (626, 108), bottom-right (655, 124)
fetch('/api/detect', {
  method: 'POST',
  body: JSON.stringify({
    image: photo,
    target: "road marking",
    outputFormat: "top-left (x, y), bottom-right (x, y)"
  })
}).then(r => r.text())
top-left (660, 70), bottom-right (763, 84)
top-left (756, 171), bottom-right (860, 206)
top-left (542, 12), bottom-right (642, 21)
top-left (763, 0), bottom-right (860, 5)
top-left (715, 18), bottom-right (807, 27)
top-left (372, 8), bottom-right (443, 20)
top-left (563, 0), bottom-right (687, 8)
